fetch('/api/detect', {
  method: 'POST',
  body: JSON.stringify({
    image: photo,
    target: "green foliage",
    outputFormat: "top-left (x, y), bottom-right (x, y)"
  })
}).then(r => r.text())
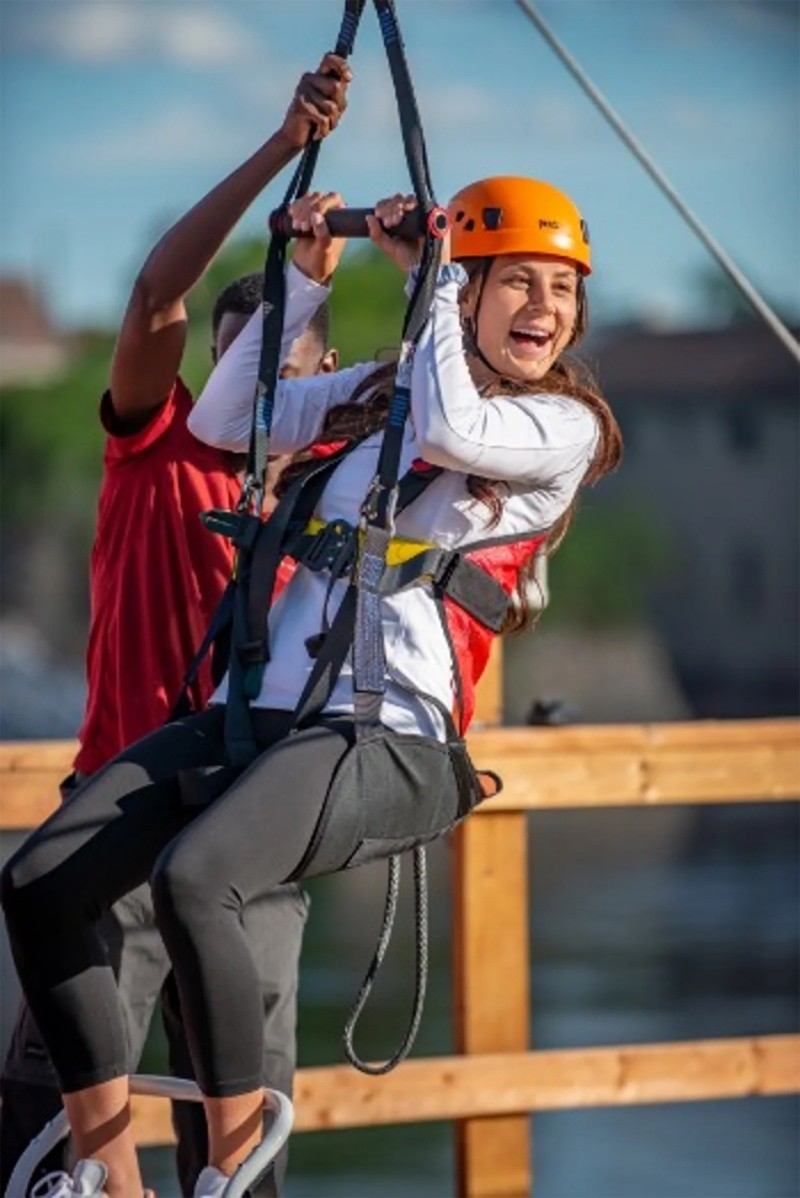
top-left (0, 334), bottom-right (115, 555)
top-left (547, 501), bottom-right (672, 627)
top-left (327, 244), bottom-right (406, 362)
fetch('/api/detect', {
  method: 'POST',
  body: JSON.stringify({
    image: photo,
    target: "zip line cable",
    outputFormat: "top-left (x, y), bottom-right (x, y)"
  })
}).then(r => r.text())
top-left (515, 0), bottom-right (800, 364)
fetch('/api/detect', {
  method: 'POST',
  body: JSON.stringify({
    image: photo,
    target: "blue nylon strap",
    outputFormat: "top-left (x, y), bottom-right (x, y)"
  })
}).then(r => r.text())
top-left (353, 525), bottom-right (392, 699)
top-left (352, 0), bottom-right (444, 725)
top-left (336, 0), bottom-right (367, 56)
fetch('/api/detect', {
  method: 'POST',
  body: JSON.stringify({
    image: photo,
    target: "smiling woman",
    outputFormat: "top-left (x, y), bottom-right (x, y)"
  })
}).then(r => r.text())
top-left (268, 176), bottom-right (619, 631)
top-left (448, 176), bottom-right (589, 374)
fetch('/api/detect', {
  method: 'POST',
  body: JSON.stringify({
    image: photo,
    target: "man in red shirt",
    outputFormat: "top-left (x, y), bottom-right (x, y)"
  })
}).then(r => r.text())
top-left (0, 55), bottom-right (349, 1197)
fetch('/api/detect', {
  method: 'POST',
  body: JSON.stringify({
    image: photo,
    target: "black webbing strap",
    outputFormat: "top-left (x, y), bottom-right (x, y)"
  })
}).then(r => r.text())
top-left (291, 582), bottom-right (358, 729)
top-left (220, 2), bottom-right (366, 766)
top-left (252, 1), bottom-right (362, 458)
top-left (243, 450), bottom-right (354, 693)
top-left (353, 0), bottom-right (446, 735)
top-left (246, 0), bottom-right (366, 499)
top-left (224, 452), bottom-right (356, 764)
top-left (383, 552), bottom-right (510, 631)
top-left (168, 578), bottom-right (237, 721)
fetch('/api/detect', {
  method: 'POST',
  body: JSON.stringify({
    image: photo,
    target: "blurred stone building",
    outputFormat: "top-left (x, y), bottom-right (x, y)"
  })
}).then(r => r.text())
top-left (0, 276), bottom-right (72, 386)
top-left (587, 320), bottom-right (799, 717)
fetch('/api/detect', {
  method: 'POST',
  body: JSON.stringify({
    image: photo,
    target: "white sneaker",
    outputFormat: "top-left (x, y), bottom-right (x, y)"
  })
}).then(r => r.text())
top-left (31, 1159), bottom-right (109, 1197)
top-left (193, 1165), bottom-right (230, 1197)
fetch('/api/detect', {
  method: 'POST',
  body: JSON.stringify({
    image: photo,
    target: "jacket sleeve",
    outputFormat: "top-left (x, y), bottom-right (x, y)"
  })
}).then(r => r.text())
top-left (409, 264), bottom-right (599, 492)
top-left (188, 263), bottom-right (378, 453)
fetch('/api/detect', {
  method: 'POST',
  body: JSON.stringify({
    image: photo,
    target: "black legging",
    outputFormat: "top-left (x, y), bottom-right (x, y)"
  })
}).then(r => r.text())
top-left (0, 707), bottom-right (353, 1097)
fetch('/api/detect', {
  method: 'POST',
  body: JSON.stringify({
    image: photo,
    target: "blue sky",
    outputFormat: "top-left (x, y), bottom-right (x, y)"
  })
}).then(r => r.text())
top-left (1, 0), bottom-right (798, 331)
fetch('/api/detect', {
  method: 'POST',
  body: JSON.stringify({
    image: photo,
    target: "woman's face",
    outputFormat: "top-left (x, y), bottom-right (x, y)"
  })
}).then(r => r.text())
top-left (461, 253), bottom-right (580, 383)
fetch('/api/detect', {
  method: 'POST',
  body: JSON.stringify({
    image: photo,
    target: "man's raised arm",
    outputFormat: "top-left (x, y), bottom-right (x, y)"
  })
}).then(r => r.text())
top-left (109, 54), bottom-right (351, 424)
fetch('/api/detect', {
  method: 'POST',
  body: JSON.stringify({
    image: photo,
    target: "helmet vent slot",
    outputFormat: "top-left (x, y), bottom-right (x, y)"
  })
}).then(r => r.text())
top-left (482, 207), bottom-right (503, 231)
top-left (454, 210), bottom-right (465, 223)
top-left (463, 218), bottom-right (475, 232)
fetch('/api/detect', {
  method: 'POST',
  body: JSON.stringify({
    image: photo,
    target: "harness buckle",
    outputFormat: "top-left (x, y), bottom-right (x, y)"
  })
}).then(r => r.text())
top-left (201, 509), bottom-right (261, 552)
top-left (305, 520), bottom-right (356, 575)
top-left (237, 473), bottom-right (263, 515)
top-left (359, 476), bottom-right (382, 530)
top-left (237, 639), bottom-right (267, 667)
top-left (359, 477), bottom-right (399, 537)
top-left (431, 551), bottom-right (460, 592)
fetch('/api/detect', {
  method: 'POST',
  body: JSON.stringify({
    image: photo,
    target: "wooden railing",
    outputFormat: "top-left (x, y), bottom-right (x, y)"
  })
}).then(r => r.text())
top-left (1, 715), bottom-right (799, 1196)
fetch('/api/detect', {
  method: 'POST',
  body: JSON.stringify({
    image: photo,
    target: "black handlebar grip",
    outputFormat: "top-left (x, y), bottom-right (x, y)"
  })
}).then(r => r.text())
top-left (269, 206), bottom-right (449, 241)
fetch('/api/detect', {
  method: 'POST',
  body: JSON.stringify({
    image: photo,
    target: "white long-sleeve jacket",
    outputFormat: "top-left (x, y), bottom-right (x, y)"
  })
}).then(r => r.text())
top-left (189, 263), bottom-right (598, 738)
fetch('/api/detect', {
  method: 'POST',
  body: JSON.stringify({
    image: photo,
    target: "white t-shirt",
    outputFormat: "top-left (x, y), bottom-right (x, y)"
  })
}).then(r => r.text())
top-left (189, 262), bottom-right (598, 738)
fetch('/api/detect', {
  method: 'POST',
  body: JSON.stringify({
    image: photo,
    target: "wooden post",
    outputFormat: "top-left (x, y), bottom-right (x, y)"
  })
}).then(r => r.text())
top-left (452, 814), bottom-right (531, 1196)
top-left (453, 638), bottom-right (531, 1196)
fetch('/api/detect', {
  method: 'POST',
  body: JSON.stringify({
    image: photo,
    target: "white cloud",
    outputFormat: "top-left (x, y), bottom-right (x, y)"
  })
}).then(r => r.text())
top-left (8, 2), bottom-right (255, 67)
top-left (58, 102), bottom-right (250, 172)
top-left (233, 52), bottom-right (501, 136)
top-left (527, 95), bottom-right (592, 139)
top-left (658, 98), bottom-right (716, 138)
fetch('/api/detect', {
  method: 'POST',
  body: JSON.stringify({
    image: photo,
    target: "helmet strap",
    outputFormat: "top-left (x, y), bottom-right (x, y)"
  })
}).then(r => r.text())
top-left (462, 258), bottom-right (503, 378)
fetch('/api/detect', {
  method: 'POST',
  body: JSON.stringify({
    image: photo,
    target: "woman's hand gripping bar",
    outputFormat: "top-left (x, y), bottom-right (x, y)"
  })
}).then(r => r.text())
top-left (270, 205), bottom-right (449, 241)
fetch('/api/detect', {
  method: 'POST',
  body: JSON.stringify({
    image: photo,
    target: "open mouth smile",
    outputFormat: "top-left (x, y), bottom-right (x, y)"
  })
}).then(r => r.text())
top-left (508, 327), bottom-right (554, 359)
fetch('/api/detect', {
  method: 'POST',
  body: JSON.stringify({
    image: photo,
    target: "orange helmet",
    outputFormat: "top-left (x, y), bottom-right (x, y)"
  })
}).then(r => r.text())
top-left (448, 176), bottom-right (591, 275)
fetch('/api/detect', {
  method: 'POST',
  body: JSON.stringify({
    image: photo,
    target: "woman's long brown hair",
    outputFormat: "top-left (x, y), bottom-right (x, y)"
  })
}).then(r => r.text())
top-left (276, 258), bottom-right (622, 631)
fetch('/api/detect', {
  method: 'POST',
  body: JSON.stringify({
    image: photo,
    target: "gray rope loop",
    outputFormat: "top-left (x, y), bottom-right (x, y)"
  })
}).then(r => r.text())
top-left (343, 846), bottom-right (429, 1075)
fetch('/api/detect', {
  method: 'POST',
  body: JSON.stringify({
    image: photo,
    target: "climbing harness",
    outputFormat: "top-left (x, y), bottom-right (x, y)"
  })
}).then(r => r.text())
top-left (189, 7), bottom-right (578, 1087)
top-left (190, 0), bottom-right (463, 1079)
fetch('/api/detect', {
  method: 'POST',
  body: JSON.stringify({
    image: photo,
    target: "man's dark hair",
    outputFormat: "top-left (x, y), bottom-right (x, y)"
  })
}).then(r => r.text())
top-left (212, 271), bottom-right (330, 351)
top-left (211, 273), bottom-right (262, 339)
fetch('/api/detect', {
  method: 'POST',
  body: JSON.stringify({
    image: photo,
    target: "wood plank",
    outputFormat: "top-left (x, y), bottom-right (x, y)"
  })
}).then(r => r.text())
top-left (1, 774), bottom-right (65, 828)
top-left (452, 814), bottom-right (531, 1197)
top-left (472, 639), bottom-right (503, 727)
top-left (644, 745), bottom-right (800, 803)
top-left (0, 722), bottom-right (796, 774)
top-left (479, 749), bottom-right (643, 810)
top-left (0, 741), bottom-right (77, 771)
top-left (2, 722), bottom-right (798, 830)
top-left (478, 745), bottom-right (800, 809)
top-left (126, 1035), bottom-right (800, 1143)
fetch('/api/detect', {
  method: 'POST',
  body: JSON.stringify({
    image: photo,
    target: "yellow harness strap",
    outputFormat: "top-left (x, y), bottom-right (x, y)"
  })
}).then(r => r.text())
top-left (304, 518), bottom-right (434, 567)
